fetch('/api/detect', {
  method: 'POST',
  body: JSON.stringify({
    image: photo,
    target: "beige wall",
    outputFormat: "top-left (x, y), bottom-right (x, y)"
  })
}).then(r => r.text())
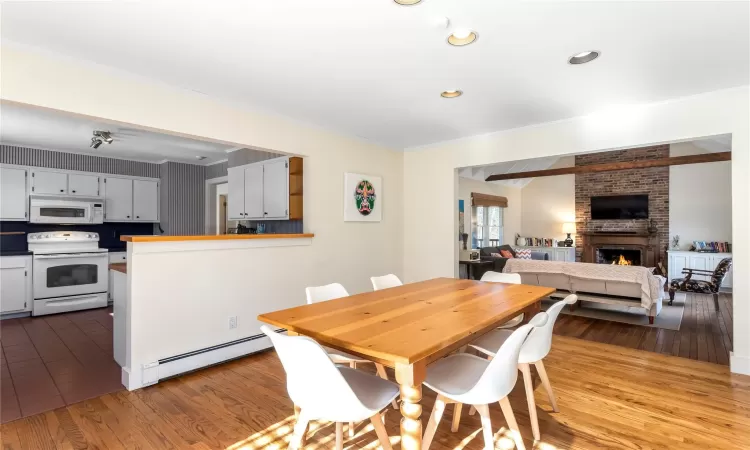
top-left (404, 86), bottom-right (750, 374)
top-left (520, 157), bottom-right (575, 241)
top-left (457, 177), bottom-right (522, 248)
top-left (1, 45), bottom-right (404, 300)
top-left (669, 142), bottom-right (732, 250)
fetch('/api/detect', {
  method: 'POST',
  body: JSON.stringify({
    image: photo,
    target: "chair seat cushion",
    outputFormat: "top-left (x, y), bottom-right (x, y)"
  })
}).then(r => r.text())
top-left (424, 353), bottom-right (489, 398)
top-left (338, 367), bottom-right (399, 415)
top-left (670, 278), bottom-right (714, 294)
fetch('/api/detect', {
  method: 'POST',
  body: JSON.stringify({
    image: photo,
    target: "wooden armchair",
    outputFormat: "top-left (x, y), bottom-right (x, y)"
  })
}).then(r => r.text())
top-left (668, 258), bottom-right (732, 310)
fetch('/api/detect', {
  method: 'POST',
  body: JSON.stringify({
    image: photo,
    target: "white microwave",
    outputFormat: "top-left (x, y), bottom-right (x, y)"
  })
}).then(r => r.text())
top-left (29, 196), bottom-right (104, 224)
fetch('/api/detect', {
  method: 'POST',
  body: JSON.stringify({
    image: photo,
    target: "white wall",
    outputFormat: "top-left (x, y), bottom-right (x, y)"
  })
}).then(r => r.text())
top-left (669, 142), bottom-right (732, 250)
top-left (457, 177), bottom-right (522, 248)
top-left (404, 86), bottom-right (750, 375)
top-left (520, 156), bottom-right (575, 241)
top-left (1, 46), bottom-right (404, 370)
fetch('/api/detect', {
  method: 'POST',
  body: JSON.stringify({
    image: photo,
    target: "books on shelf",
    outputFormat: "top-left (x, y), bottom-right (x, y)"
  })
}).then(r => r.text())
top-left (691, 241), bottom-right (731, 253)
top-left (517, 237), bottom-right (558, 248)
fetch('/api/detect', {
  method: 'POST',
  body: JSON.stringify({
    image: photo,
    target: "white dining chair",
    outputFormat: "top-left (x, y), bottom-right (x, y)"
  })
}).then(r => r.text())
top-left (466, 294), bottom-right (578, 441)
top-left (306, 283), bottom-right (399, 413)
top-left (261, 326), bottom-right (398, 450)
top-left (370, 274), bottom-right (403, 291)
top-left (480, 271), bottom-right (524, 328)
top-left (421, 313), bottom-right (548, 450)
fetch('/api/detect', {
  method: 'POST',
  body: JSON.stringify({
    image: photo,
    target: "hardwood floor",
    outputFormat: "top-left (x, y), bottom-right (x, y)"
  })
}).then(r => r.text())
top-left (553, 292), bottom-right (733, 365)
top-left (2, 335), bottom-right (749, 449)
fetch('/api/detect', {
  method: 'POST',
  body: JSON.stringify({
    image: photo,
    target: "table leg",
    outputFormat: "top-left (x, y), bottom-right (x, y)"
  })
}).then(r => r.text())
top-left (395, 362), bottom-right (427, 450)
top-left (519, 300), bottom-right (541, 324)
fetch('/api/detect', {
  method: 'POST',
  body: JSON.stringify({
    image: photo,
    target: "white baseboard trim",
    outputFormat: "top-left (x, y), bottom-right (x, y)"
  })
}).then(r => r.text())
top-left (122, 334), bottom-right (273, 390)
top-left (730, 352), bottom-right (750, 375)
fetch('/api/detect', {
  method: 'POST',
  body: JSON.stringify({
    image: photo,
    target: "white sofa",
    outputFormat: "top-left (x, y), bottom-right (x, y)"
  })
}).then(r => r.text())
top-left (516, 271), bottom-right (665, 324)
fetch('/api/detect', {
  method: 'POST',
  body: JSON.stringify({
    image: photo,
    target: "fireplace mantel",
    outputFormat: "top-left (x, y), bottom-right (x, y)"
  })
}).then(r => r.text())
top-left (582, 232), bottom-right (660, 268)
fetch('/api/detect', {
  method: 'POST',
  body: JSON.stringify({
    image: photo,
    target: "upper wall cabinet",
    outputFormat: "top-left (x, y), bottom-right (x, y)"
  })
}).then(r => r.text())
top-left (31, 170), bottom-right (101, 197)
top-left (31, 170), bottom-right (68, 195)
top-left (103, 177), bottom-right (159, 223)
top-left (227, 156), bottom-right (303, 221)
top-left (133, 180), bottom-right (159, 221)
top-left (0, 167), bottom-right (28, 221)
top-left (68, 174), bottom-right (100, 196)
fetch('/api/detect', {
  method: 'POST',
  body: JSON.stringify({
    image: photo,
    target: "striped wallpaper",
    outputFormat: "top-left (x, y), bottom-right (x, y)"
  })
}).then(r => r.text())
top-left (205, 161), bottom-right (228, 179)
top-left (160, 162), bottom-right (206, 236)
top-left (0, 145), bottom-right (160, 178)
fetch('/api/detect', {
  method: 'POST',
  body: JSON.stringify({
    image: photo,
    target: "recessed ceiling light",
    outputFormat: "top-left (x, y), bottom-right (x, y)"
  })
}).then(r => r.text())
top-left (394, 0), bottom-right (422, 5)
top-left (568, 51), bottom-right (600, 65)
top-left (447, 29), bottom-right (477, 47)
top-left (196, 156), bottom-right (207, 160)
top-left (441, 90), bottom-right (462, 98)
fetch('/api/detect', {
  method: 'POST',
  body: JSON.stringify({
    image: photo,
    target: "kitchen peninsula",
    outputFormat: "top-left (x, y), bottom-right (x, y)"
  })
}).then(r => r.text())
top-left (116, 233), bottom-right (314, 390)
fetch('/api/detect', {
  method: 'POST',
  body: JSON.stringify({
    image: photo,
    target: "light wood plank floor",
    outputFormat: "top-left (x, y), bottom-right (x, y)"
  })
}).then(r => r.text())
top-left (1, 335), bottom-right (749, 449)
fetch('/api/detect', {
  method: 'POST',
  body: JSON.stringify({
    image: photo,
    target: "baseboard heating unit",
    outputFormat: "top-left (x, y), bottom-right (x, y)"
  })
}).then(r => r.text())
top-left (139, 329), bottom-right (286, 387)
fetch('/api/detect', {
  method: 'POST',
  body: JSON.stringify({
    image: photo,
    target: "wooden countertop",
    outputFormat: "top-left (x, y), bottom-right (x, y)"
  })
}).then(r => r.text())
top-left (120, 233), bottom-right (314, 243)
top-left (109, 263), bottom-right (127, 274)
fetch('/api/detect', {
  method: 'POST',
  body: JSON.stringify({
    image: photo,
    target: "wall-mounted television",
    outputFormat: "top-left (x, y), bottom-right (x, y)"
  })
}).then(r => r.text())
top-left (591, 195), bottom-right (649, 220)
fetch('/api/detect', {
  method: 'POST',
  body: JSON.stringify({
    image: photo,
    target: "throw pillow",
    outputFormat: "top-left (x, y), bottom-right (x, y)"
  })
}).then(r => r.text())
top-left (491, 252), bottom-right (503, 258)
top-left (500, 249), bottom-right (514, 258)
top-left (516, 249), bottom-right (532, 259)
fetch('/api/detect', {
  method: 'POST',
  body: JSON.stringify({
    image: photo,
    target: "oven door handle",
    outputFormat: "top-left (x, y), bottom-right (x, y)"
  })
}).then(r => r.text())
top-left (33, 254), bottom-right (107, 260)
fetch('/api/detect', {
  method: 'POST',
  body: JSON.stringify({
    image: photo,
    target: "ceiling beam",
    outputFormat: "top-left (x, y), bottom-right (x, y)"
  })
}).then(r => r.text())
top-left (484, 152), bottom-right (731, 182)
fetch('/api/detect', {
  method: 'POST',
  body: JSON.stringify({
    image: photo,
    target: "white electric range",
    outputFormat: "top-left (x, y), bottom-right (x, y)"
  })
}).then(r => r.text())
top-left (28, 231), bottom-right (109, 316)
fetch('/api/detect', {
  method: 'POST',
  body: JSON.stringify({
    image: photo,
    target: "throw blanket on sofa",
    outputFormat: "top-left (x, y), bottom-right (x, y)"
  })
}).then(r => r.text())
top-left (502, 259), bottom-right (664, 310)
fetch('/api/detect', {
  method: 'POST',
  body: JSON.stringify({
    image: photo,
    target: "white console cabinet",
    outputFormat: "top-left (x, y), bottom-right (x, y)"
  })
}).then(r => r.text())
top-left (513, 246), bottom-right (575, 262)
top-left (667, 251), bottom-right (733, 288)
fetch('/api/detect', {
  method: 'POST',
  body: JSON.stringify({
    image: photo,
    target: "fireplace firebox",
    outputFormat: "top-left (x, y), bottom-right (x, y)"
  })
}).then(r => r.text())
top-left (596, 247), bottom-right (642, 266)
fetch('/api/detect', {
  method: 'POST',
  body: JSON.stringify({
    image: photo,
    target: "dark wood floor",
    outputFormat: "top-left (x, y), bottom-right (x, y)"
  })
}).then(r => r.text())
top-left (553, 292), bottom-right (733, 365)
top-left (0, 308), bottom-right (122, 424)
top-left (2, 336), bottom-right (749, 450)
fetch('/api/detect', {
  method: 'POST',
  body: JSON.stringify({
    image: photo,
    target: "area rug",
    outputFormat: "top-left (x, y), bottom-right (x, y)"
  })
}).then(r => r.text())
top-left (542, 292), bottom-right (686, 330)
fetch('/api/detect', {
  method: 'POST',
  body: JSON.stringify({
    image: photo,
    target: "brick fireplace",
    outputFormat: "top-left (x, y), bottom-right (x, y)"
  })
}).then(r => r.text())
top-left (575, 145), bottom-right (669, 267)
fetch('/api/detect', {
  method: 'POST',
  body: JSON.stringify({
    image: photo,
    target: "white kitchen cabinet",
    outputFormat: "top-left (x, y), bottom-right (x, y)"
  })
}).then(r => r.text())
top-left (108, 252), bottom-right (127, 303)
top-left (262, 158), bottom-right (289, 219)
top-left (244, 164), bottom-right (264, 219)
top-left (0, 256), bottom-right (32, 314)
top-left (0, 167), bottom-right (28, 220)
top-left (104, 177), bottom-right (134, 221)
top-left (227, 157), bottom-right (294, 221)
top-left (133, 179), bottom-right (159, 221)
top-left (668, 251), bottom-right (733, 288)
top-left (228, 166), bottom-right (246, 220)
top-left (31, 170), bottom-right (68, 195)
top-left (68, 173), bottom-right (100, 197)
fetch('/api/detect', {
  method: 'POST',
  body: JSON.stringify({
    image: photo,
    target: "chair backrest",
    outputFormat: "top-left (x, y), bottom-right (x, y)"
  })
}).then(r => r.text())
top-left (466, 313), bottom-right (548, 403)
top-left (261, 326), bottom-right (365, 421)
top-left (480, 271), bottom-right (521, 284)
top-left (305, 283), bottom-right (349, 304)
top-left (711, 258), bottom-right (733, 291)
top-left (520, 294), bottom-right (578, 363)
top-left (371, 274), bottom-right (403, 291)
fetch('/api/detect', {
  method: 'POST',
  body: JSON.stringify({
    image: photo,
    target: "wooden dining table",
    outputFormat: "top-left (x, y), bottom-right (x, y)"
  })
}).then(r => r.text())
top-left (257, 277), bottom-right (556, 450)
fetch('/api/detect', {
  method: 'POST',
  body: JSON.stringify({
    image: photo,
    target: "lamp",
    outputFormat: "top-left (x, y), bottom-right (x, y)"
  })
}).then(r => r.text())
top-left (562, 223), bottom-right (576, 247)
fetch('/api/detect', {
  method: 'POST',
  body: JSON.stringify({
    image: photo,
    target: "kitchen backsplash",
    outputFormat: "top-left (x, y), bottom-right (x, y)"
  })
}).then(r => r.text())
top-left (0, 221), bottom-right (155, 251)
top-left (239, 219), bottom-right (303, 234)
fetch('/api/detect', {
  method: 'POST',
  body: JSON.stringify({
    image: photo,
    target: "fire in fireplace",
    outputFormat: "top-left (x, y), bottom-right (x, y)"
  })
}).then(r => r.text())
top-left (596, 248), bottom-right (642, 266)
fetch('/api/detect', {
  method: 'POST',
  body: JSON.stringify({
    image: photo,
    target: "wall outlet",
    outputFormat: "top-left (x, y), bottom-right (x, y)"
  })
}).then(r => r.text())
top-left (229, 316), bottom-right (238, 329)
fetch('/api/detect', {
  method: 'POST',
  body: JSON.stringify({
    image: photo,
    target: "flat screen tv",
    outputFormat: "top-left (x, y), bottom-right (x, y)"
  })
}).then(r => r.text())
top-left (591, 195), bottom-right (649, 220)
